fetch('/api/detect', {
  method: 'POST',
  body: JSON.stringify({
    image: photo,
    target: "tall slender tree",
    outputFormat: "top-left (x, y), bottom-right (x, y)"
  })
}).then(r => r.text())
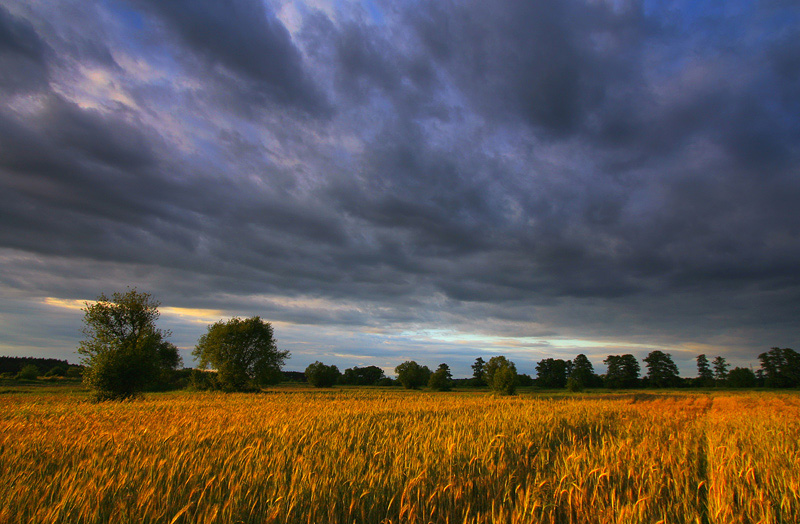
top-left (471, 357), bottom-right (486, 386)
top-left (712, 356), bottom-right (729, 386)
top-left (696, 354), bottom-right (714, 386)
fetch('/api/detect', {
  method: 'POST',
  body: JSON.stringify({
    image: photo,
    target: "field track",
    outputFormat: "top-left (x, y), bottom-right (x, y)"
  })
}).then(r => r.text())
top-left (2, 388), bottom-right (799, 523)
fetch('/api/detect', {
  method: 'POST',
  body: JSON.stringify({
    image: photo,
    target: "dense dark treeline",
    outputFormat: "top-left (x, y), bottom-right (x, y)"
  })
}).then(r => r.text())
top-left (302, 347), bottom-right (798, 391)
top-left (0, 356), bottom-right (79, 376)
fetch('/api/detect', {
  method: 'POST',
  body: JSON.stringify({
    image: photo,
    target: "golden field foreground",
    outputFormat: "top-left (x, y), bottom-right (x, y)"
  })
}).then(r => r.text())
top-left (1, 388), bottom-right (799, 524)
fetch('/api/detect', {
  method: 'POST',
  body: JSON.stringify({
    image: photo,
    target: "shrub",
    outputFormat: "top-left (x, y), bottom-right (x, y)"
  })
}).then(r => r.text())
top-left (16, 364), bottom-right (39, 381)
top-left (567, 377), bottom-right (583, 392)
top-left (44, 365), bottom-right (68, 377)
top-left (395, 361), bottom-right (431, 389)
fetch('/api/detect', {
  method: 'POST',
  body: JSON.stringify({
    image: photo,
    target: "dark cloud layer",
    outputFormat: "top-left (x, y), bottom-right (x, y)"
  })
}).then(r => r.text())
top-left (0, 6), bottom-right (50, 92)
top-left (0, 0), bottom-right (798, 373)
top-left (132, 0), bottom-right (330, 115)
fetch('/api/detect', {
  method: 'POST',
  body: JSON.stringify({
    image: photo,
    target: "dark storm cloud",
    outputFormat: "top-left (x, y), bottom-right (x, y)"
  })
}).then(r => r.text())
top-left (406, 0), bottom-right (643, 135)
top-left (1, 0), bottom-right (798, 367)
top-left (130, 0), bottom-right (329, 116)
top-left (0, 5), bottom-right (50, 93)
top-left (290, 0), bottom-right (800, 362)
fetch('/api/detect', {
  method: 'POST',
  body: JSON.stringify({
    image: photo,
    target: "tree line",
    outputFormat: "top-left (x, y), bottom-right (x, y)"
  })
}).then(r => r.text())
top-left (0, 356), bottom-right (83, 380)
top-left (304, 348), bottom-right (799, 393)
top-left (526, 350), bottom-right (799, 390)
top-left (70, 289), bottom-right (800, 400)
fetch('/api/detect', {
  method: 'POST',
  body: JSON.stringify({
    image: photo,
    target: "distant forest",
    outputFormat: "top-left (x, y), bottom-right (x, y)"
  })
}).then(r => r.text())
top-left (0, 356), bottom-right (78, 375)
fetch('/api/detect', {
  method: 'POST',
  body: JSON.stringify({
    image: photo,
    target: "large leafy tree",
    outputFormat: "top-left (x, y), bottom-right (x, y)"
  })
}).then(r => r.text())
top-left (603, 354), bottom-right (640, 389)
top-left (758, 347), bottom-right (800, 388)
top-left (535, 358), bottom-right (569, 389)
top-left (643, 351), bottom-right (680, 388)
top-left (193, 317), bottom-right (289, 391)
top-left (79, 290), bottom-right (181, 400)
top-left (484, 356), bottom-right (518, 395)
top-left (395, 361), bottom-right (431, 389)
top-left (305, 361), bottom-right (341, 388)
top-left (569, 354), bottom-right (596, 388)
top-left (341, 365), bottom-right (385, 385)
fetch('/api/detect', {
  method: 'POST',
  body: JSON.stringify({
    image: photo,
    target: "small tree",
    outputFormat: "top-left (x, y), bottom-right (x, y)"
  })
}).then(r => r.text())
top-left (644, 351), bottom-right (680, 388)
top-left (428, 363), bottom-right (453, 391)
top-left (79, 290), bottom-right (181, 400)
top-left (566, 377), bottom-right (583, 392)
top-left (696, 354), bottom-right (714, 387)
top-left (395, 361), bottom-right (431, 389)
top-left (471, 357), bottom-right (487, 386)
top-left (712, 356), bottom-right (729, 386)
top-left (484, 356), bottom-right (517, 395)
top-left (193, 317), bottom-right (289, 391)
top-left (305, 361), bottom-right (341, 388)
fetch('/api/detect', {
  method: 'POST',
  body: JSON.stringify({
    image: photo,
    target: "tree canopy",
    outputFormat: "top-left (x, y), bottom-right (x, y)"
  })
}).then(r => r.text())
top-left (535, 358), bottom-right (569, 389)
top-left (758, 347), bottom-right (800, 388)
top-left (471, 357), bottom-right (487, 386)
top-left (341, 365), bottom-right (386, 386)
top-left (727, 367), bottom-right (757, 388)
top-left (428, 363), bottom-right (453, 391)
top-left (603, 354), bottom-right (640, 389)
top-left (696, 354), bottom-right (714, 386)
top-left (484, 356), bottom-right (518, 395)
top-left (78, 289), bottom-right (181, 400)
top-left (712, 356), bottom-right (729, 385)
top-left (305, 361), bottom-right (341, 388)
top-left (193, 317), bottom-right (288, 391)
top-left (395, 361), bottom-right (431, 389)
top-left (569, 354), bottom-right (595, 387)
top-left (644, 351), bottom-right (680, 388)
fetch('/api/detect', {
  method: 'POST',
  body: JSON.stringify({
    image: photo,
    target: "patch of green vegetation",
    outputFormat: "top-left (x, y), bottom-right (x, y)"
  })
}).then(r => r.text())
top-left (0, 377), bottom-right (87, 396)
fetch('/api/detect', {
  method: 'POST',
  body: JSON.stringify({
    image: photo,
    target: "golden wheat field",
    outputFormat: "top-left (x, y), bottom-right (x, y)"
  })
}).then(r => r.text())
top-left (1, 388), bottom-right (799, 524)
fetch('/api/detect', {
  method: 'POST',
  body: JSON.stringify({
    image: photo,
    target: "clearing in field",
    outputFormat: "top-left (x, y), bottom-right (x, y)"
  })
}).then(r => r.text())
top-left (1, 388), bottom-right (799, 523)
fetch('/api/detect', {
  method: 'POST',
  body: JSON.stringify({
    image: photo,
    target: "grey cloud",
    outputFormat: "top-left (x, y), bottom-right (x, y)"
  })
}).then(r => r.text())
top-left (406, 0), bottom-right (642, 135)
top-left (0, 5), bottom-right (49, 93)
top-left (132, 0), bottom-right (329, 116)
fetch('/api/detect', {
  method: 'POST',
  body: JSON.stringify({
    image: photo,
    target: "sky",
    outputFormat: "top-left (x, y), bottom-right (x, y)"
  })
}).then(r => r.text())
top-left (1, 0), bottom-right (798, 378)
